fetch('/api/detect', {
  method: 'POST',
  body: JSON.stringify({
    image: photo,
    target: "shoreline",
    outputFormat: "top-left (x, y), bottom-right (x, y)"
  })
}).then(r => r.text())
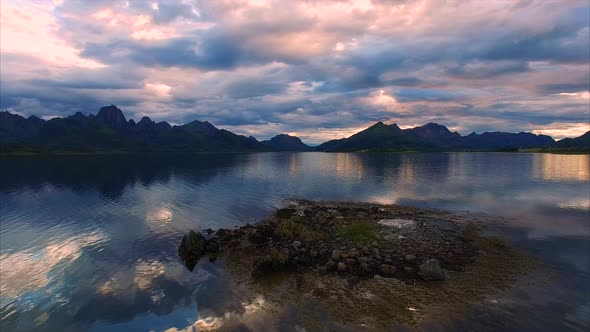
top-left (2, 149), bottom-right (588, 156)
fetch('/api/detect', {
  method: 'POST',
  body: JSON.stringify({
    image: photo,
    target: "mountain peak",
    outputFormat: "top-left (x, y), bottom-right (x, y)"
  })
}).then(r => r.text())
top-left (370, 121), bottom-right (386, 128)
top-left (181, 119), bottom-right (218, 136)
top-left (138, 116), bottom-right (153, 125)
top-left (262, 133), bottom-right (311, 151)
top-left (96, 105), bottom-right (127, 129)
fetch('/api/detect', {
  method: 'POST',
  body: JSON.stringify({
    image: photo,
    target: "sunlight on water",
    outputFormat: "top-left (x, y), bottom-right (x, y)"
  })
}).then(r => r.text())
top-left (146, 207), bottom-right (174, 223)
top-left (533, 153), bottom-right (590, 181)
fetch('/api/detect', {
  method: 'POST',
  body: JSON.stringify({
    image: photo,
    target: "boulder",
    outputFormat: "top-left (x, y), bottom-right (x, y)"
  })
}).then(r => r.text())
top-left (178, 230), bottom-right (207, 271)
top-left (404, 254), bottom-right (417, 262)
top-left (179, 230), bottom-right (206, 256)
top-left (331, 249), bottom-right (342, 261)
top-left (205, 241), bottom-right (219, 253)
top-left (403, 266), bottom-right (416, 273)
top-left (325, 260), bottom-right (336, 271)
top-left (419, 259), bottom-right (445, 281)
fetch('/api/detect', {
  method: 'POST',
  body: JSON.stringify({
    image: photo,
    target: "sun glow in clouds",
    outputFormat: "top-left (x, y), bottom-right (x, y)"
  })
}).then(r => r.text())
top-left (1, 3), bottom-right (105, 68)
top-left (145, 83), bottom-right (173, 97)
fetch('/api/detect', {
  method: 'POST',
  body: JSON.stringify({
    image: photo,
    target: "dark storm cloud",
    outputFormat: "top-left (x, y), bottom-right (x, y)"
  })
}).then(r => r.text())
top-left (539, 83), bottom-right (590, 94)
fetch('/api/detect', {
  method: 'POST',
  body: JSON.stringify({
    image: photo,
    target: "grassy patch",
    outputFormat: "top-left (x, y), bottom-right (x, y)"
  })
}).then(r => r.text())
top-left (341, 219), bottom-right (378, 244)
top-left (267, 248), bottom-right (288, 264)
top-left (273, 219), bottom-right (324, 243)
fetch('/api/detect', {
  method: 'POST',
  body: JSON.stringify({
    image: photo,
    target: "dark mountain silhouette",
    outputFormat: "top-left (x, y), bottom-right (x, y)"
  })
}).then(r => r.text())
top-left (553, 131), bottom-right (590, 151)
top-left (262, 134), bottom-right (312, 151)
top-left (0, 111), bottom-right (45, 142)
top-left (1, 106), bottom-right (586, 153)
top-left (318, 122), bottom-right (431, 152)
top-left (462, 131), bottom-right (555, 150)
top-left (406, 123), bottom-right (464, 149)
top-left (318, 121), bottom-right (558, 152)
top-left (1, 106), bottom-right (270, 153)
top-left (96, 105), bottom-right (128, 129)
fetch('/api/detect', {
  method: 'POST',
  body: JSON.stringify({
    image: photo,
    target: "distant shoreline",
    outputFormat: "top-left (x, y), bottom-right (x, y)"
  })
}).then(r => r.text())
top-left (1, 149), bottom-right (588, 156)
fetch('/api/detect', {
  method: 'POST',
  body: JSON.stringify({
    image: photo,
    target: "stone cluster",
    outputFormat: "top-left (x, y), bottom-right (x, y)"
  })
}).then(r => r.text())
top-left (178, 200), bottom-right (478, 283)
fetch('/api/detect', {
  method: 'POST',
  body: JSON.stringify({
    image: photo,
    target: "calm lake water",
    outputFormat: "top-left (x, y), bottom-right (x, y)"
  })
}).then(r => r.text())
top-left (1, 152), bottom-right (589, 331)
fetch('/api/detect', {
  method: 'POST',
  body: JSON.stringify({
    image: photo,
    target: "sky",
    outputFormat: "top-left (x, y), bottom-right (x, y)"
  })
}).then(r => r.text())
top-left (1, 0), bottom-right (589, 143)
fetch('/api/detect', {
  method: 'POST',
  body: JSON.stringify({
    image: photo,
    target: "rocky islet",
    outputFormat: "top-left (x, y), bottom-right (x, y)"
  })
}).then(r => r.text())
top-left (178, 199), bottom-right (482, 283)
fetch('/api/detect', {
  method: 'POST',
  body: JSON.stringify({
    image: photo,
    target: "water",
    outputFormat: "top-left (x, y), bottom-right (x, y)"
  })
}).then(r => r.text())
top-left (0, 152), bottom-right (588, 331)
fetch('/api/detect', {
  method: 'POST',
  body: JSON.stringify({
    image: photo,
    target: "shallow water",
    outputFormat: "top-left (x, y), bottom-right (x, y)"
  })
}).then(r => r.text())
top-left (0, 152), bottom-right (588, 331)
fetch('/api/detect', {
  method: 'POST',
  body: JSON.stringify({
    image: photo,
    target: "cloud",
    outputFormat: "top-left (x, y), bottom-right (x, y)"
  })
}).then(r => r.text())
top-left (1, 0), bottom-right (588, 141)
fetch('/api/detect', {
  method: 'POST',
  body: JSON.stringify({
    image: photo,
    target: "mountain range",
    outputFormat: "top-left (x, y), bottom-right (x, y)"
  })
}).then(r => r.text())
top-left (1, 105), bottom-right (588, 153)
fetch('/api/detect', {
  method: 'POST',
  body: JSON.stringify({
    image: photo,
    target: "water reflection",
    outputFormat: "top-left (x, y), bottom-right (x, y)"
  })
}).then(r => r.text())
top-left (533, 153), bottom-right (590, 181)
top-left (0, 152), bottom-right (589, 331)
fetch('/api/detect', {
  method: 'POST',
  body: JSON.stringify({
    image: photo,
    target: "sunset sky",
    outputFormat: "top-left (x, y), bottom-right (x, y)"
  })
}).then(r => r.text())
top-left (1, 0), bottom-right (589, 143)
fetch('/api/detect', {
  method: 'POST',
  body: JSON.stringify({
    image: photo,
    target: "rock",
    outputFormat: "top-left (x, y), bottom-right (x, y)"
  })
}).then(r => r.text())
top-left (345, 258), bottom-right (356, 266)
top-left (379, 264), bottom-right (397, 276)
top-left (331, 249), bottom-right (342, 261)
top-left (337, 262), bottom-right (347, 272)
top-left (419, 259), bottom-right (445, 281)
top-left (348, 276), bottom-right (360, 287)
top-left (298, 255), bottom-right (312, 266)
top-left (216, 228), bottom-right (226, 237)
top-left (403, 266), bottom-right (415, 273)
top-left (357, 257), bottom-right (369, 264)
top-left (325, 260), bottom-right (336, 271)
top-left (205, 228), bottom-right (214, 235)
top-left (292, 241), bottom-right (302, 249)
top-left (179, 231), bottom-right (206, 257)
top-left (310, 250), bottom-right (318, 258)
top-left (405, 254), bottom-right (417, 262)
top-left (178, 230), bottom-right (208, 271)
top-left (384, 258), bottom-right (393, 264)
top-left (205, 241), bottom-right (219, 253)
top-left (360, 263), bottom-right (369, 273)
top-left (276, 208), bottom-right (296, 219)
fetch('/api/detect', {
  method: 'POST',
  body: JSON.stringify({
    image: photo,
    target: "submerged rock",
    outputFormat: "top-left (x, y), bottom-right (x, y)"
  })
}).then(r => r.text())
top-left (419, 259), bottom-right (446, 281)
